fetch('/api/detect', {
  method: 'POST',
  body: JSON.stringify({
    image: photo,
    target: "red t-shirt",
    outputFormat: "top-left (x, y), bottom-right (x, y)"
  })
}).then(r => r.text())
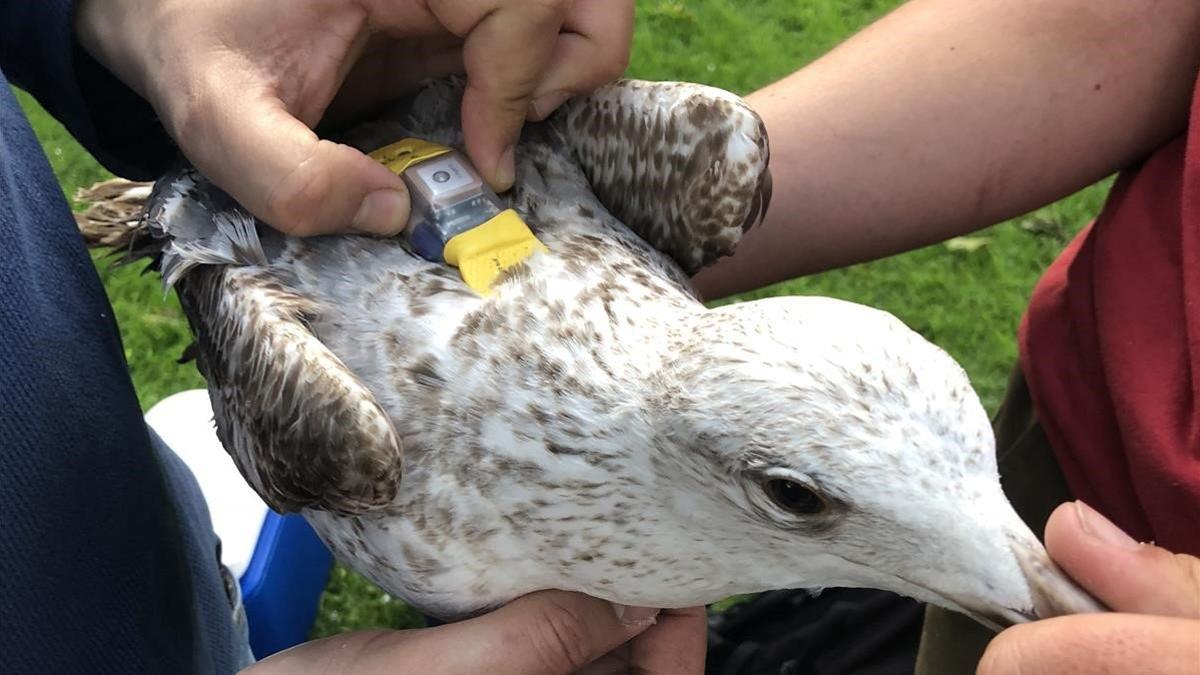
top-left (1020, 86), bottom-right (1200, 556)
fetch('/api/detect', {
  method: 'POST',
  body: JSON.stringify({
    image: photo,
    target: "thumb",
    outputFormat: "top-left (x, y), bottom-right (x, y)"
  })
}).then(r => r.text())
top-left (176, 86), bottom-right (411, 237)
top-left (439, 590), bottom-right (660, 675)
top-left (1044, 500), bottom-right (1200, 618)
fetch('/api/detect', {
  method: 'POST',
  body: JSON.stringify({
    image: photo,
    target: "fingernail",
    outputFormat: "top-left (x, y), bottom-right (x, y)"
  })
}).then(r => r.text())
top-left (493, 145), bottom-right (515, 192)
top-left (611, 604), bottom-right (659, 627)
top-left (1074, 500), bottom-right (1139, 550)
top-left (529, 91), bottom-right (571, 121)
top-left (352, 189), bottom-right (409, 236)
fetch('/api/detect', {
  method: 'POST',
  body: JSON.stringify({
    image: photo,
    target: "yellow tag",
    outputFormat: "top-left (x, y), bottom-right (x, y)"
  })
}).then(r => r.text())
top-left (368, 139), bottom-right (453, 175)
top-left (443, 209), bottom-right (548, 294)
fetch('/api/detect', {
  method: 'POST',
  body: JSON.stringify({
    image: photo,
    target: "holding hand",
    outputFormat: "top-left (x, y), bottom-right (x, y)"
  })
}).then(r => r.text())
top-left (242, 591), bottom-right (706, 675)
top-left (980, 501), bottom-right (1200, 674)
top-left (76, 0), bottom-right (632, 237)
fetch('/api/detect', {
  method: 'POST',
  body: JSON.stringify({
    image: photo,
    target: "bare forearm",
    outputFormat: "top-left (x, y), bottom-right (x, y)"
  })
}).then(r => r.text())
top-left (695, 0), bottom-right (1200, 299)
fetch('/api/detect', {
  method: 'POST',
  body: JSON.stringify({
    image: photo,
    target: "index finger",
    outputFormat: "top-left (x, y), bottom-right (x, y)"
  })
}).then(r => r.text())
top-left (429, 0), bottom-right (571, 190)
top-left (527, 0), bottom-right (634, 121)
top-left (629, 606), bottom-right (708, 674)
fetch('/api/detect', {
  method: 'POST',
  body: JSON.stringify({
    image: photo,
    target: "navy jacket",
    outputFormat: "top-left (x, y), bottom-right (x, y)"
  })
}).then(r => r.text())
top-left (1, 2), bottom-right (241, 673)
top-left (0, 0), bottom-right (174, 177)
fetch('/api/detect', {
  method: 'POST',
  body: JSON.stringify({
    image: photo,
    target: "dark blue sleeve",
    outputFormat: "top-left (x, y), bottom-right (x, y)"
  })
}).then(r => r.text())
top-left (0, 0), bottom-right (177, 179)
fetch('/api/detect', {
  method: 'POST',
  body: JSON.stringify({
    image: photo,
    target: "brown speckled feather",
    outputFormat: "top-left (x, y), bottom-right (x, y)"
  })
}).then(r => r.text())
top-left (561, 81), bottom-right (771, 274)
top-left (74, 180), bottom-right (161, 262)
top-left (77, 171), bottom-right (405, 515)
top-left (178, 265), bottom-right (403, 514)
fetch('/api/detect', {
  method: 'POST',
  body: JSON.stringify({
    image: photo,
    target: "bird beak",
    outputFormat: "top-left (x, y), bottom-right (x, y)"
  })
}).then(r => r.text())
top-left (960, 531), bottom-right (1107, 631)
top-left (1008, 530), bottom-right (1106, 619)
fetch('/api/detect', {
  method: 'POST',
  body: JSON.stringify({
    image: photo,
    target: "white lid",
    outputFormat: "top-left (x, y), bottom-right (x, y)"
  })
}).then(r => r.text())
top-left (145, 389), bottom-right (269, 578)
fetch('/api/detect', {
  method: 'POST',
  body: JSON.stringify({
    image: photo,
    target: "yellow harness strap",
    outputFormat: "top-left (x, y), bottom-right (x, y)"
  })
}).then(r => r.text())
top-left (369, 139), bottom-right (548, 295)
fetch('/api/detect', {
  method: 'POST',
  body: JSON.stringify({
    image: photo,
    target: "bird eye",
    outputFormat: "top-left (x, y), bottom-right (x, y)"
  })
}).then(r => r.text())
top-left (763, 478), bottom-right (825, 515)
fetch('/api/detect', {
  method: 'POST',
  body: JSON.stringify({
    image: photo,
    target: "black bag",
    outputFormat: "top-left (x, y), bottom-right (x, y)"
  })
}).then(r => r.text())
top-left (706, 588), bottom-right (924, 675)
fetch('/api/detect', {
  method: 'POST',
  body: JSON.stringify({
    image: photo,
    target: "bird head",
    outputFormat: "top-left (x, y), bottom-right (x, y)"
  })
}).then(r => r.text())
top-left (654, 295), bottom-right (1102, 629)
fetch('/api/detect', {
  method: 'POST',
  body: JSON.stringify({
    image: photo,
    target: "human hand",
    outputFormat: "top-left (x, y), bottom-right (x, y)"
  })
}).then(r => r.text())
top-left (76, 0), bottom-right (632, 236)
top-left (241, 590), bottom-right (704, 675)
top-left (576, 606), bottom-right (707, 675)
top-left (979, 501), bottom-right (1200, 674)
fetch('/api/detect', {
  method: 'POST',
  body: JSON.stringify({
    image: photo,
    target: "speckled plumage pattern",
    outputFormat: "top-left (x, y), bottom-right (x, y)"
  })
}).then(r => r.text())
top-left (78, 79), bottom-right (1103, 627)
top-left (178, 265), bottom-right (403, 514)
top-left (560, 80), bottom-right (771, 273)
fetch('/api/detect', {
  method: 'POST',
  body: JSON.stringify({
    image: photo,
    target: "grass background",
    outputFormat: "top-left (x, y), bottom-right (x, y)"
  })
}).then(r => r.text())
top-left (17, 0), bottom-right (1106, 636)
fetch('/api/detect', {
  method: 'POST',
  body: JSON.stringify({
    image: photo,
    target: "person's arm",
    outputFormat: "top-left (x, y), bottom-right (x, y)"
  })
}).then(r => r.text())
top-left (0, 1), bottom-right (176, 179)
top-left (694, 0), bottom-right (1200, 300)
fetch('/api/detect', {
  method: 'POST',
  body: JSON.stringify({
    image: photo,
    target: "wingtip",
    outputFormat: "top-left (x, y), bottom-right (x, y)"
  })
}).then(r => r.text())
top-left (742, 167), bottom-right (773, 233)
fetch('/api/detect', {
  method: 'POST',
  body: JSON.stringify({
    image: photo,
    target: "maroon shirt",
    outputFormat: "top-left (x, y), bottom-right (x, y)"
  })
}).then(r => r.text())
top-left (1020, 80), bottom-right (1200, 556)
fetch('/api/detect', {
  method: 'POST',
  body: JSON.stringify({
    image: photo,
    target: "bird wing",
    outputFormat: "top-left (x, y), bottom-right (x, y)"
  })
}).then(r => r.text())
top-left (143, 168), bottom-right (268, 288)
top-left (77, 171), bottom-right (406, 515)
top-left (177, 263), bottom-right (404, 515)
top-left (558, 80), bottom-right (771, 275)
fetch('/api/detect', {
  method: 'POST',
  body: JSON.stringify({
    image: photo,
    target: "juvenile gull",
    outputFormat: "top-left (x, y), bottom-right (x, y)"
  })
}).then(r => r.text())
top-left (78, 78), bottom-right (1101, 629)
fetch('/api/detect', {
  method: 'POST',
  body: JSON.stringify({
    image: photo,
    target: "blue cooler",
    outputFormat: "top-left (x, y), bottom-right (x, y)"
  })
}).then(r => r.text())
top-left (146, 390), bottom-right (334, 659)
top-left (239, 512), bottom-right (332, 657)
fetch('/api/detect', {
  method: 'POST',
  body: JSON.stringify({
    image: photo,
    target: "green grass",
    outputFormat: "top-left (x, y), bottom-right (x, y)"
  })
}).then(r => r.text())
top-left (18, 0), bottom-right (1107, 636)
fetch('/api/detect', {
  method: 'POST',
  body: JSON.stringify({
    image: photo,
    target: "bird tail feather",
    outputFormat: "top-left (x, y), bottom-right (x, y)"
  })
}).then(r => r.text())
top-left (74, 178), bottom-right (162, 264)
top-left (75, 169), bottom-right (268, 289)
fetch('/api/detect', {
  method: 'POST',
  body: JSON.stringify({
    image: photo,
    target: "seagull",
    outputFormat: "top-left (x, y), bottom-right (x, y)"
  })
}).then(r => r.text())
top-left (78, 78), bottom-right (1101, 629)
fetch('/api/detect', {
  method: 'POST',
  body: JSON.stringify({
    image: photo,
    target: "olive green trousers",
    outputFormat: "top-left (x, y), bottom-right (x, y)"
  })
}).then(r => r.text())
top-left (914, 365), bottom-right (1075, 674)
